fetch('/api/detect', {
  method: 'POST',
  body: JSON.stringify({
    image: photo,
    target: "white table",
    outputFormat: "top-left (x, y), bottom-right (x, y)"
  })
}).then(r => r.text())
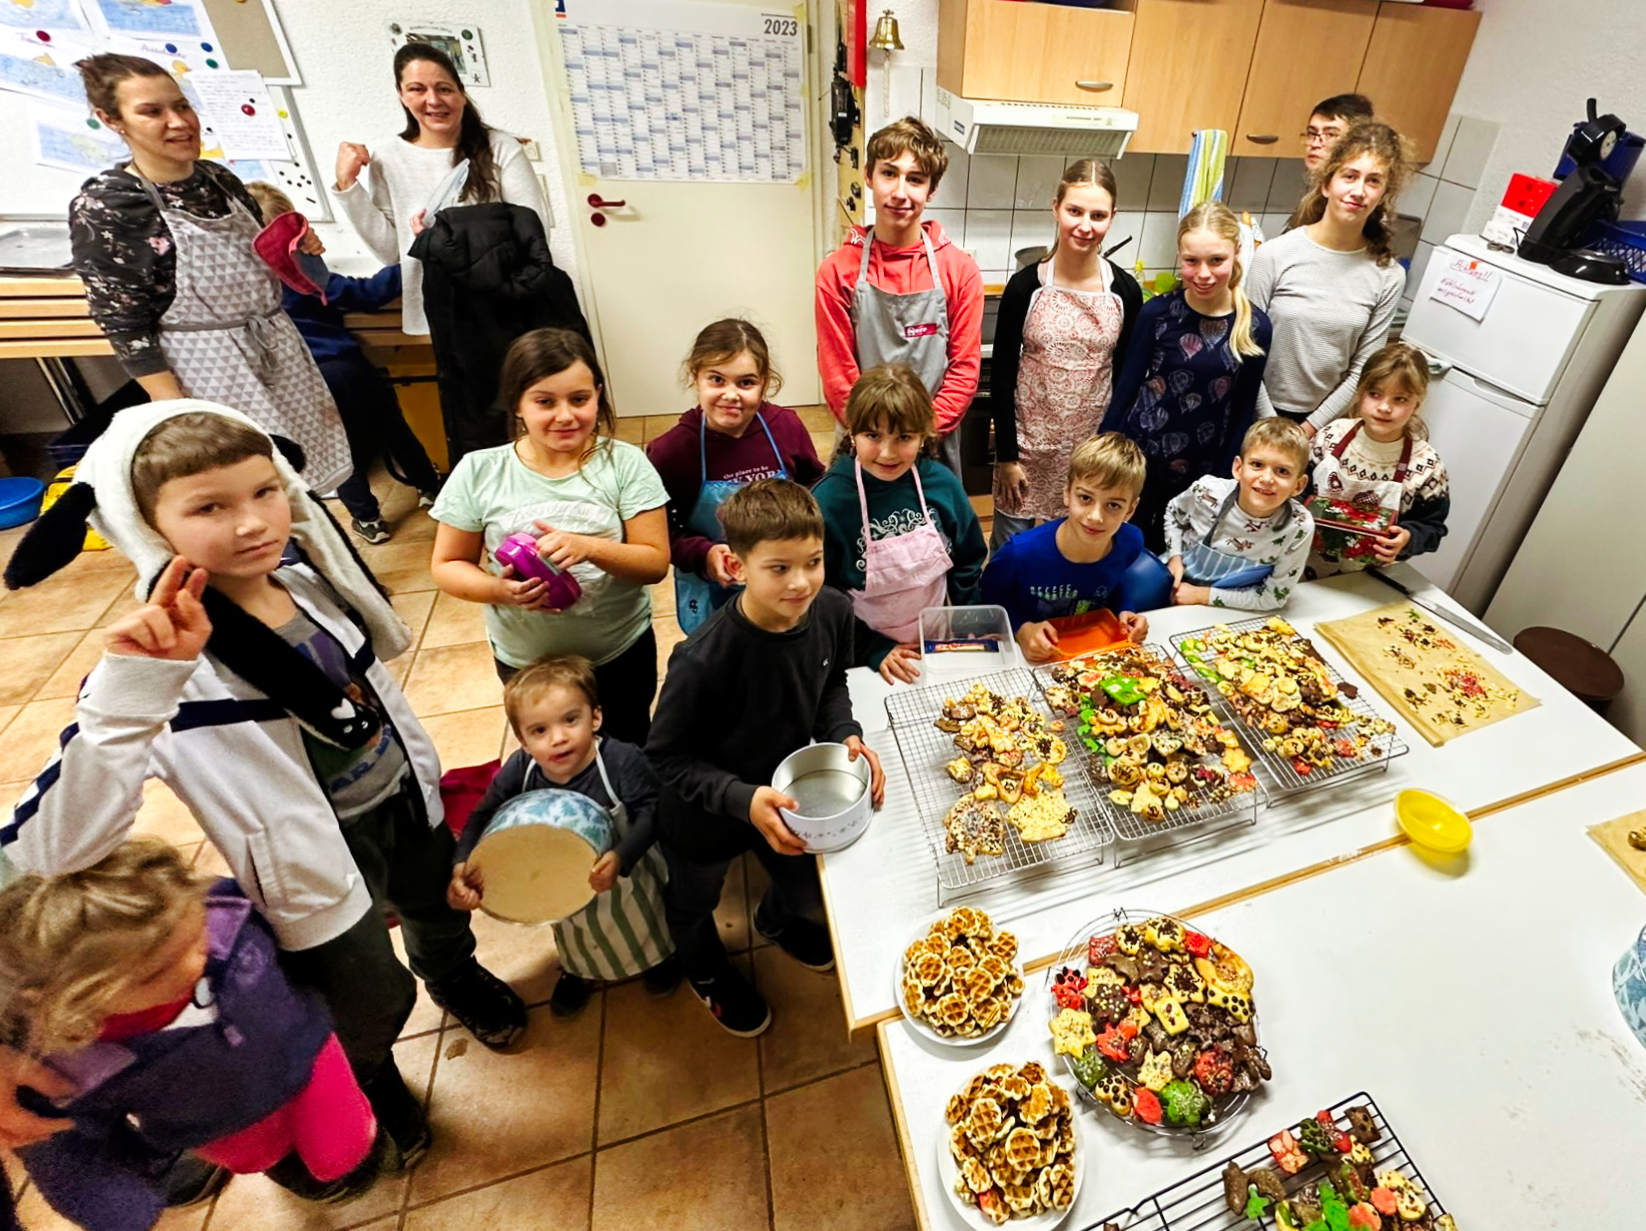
top-left (823, 571), bottom-right (1645, 1031)
top-left (877, 761), bottom-right (1646, 1231)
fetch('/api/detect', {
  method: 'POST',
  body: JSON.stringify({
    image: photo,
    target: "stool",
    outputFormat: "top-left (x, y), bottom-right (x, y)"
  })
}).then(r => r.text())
top-left (1512, 626), bottom-right (1625, 714)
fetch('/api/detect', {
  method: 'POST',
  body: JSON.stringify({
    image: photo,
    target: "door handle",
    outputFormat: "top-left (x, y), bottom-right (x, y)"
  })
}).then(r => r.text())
top-left (1075, 81), bottom-right (1114, 93)
top-left (1244, 134), bottom-right (1280, 145)
top-left (587, 194), bottom-right (627, 209)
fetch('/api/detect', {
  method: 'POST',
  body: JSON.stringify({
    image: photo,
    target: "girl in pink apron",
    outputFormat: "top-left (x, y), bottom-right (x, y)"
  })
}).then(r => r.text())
top-left (1305, 342), bottom-right (1451, 577)
top-left (647, 320), bottom-right (824, 634)
top-left (991, 159), bottom-right (1142, 548)
top-left (813, 365), bottom-right (988, 684)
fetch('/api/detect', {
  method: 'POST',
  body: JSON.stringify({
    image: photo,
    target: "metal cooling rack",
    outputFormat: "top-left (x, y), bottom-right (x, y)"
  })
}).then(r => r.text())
top-left (884, 668), bottom-right (1116, 896)
top-left (1034, 648), bottom-right (1262, 864)
top-left (1168, 620), bottom-right (1409, 799)
top-left (1080, 1092), bottom-right (1449, 1231)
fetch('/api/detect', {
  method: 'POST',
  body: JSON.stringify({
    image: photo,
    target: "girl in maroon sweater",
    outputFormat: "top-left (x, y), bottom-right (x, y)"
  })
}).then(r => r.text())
top-left (646, 319), bottom-right (825, 632)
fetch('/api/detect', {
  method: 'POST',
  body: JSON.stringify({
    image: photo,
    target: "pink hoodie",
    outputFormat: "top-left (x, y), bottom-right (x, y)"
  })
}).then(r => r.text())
top-left (814, 220), bottom-right (984, 435)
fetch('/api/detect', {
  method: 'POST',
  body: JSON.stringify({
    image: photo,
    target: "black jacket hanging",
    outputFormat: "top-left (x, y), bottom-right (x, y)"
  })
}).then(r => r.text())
top-left (409, 202), bottom-right (590, 467)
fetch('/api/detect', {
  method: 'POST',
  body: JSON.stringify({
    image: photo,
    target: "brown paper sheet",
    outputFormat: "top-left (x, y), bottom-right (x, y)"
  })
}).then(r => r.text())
top-left (1313, 603), bottom-right (1538, 746)
top-left (1589, 811), bottom-right (1646, 899)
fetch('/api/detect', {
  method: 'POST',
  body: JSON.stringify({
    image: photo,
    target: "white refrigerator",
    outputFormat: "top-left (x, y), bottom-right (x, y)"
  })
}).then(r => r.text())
top-left (1400, 233), bottom-right (1646, 614)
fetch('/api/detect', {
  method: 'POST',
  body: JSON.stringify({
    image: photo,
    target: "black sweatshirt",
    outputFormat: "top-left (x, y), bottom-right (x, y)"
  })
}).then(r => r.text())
top-left (647, 588), bottom-right (863, 862)
top-left (454, 736), bottom-right (659, 874)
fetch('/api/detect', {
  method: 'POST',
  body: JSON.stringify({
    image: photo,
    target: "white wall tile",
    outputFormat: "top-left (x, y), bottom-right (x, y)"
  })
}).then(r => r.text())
top-left (1102, 212), bottom-right (1142, 266)
top-left (1148, 154), bottom-right (1190, 212)
top-left (1138, 210), bottom-right (1181, 269)
top-left (924, 208), bottom-right (966, 246)
top-left (1400, 173), bottom-right (1441, 226)
top-left (1011, 210), bottom-right (1055, 260)
top-left (1111, 153), bottom-right (1155, 213)
top-left (1427, 113), bottom-right (1463, 172)
top-left (1405, 240), bottom-right (1437, 299)
top-left (1015, 156), bottom-right (1067, 210)
top-left (967, 154), bottom-right (1020, 209)
top-left (1441, 115), bottom-right (1500, 191)
top-left (981, 269), bottom-right (1015, 288)
top-left (936, 140), bottom-right (971, 209)
top-left (1420, 180), bottom-right (1475, 246)
top-left (919, 68), bottom-right (938, 130)
top-left (1258, 213), bottom-right (1293, 241)
top-left (964, 208), bottom-right (1015, 269)
top-left (1229, 157), bottom-right (1278, 212)
top-left (1267, 159), bottom-right (1309, 213)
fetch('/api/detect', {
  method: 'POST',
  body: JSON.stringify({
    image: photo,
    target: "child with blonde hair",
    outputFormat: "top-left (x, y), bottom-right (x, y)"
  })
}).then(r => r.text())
top-left (1306, 342), bottom-right (1449, 575)
top-left (1103, 202), bottom-right (1272, 551)
top-left (1, 840), bottom-right (382, 1229)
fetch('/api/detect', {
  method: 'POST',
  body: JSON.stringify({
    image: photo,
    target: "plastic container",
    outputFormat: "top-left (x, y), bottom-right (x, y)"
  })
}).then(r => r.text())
top-left (1396, 789), bottom-right (1472, 854)
top-left (466, 789), bottom-right (614, 926)
top-left (1587, 220), bottom-right (1646, 284)
top-left (1612, 925), bottom-right (1646, 1048)
top-left (494, 531), bottom-right (583, 610)
top-left (0, 477), bottom-right (45, 529)
top-left (1556, 129), bottom-right (1645, 182)
top-left (771, 742), bottom-right (873, 853)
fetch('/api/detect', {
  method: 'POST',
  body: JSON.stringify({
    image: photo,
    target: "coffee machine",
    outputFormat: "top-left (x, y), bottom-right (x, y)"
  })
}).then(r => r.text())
top-left (1519, 99), bottom-right (1630, 275)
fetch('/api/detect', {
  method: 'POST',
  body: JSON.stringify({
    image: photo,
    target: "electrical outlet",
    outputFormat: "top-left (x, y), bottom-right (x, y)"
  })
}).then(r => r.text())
top-left (522, 138), bottom-right (542, 161)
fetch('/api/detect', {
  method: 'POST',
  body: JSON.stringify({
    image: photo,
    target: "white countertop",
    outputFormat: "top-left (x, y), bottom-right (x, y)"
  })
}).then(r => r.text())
top-left (823, 570), bottom-right (1644, 1031)
top-left (877, 761), bottom-right (1646, 1231)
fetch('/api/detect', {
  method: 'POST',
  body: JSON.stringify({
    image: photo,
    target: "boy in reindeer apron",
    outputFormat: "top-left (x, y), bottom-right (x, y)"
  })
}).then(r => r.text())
top-left (814, 118), bottom-right (983, 478)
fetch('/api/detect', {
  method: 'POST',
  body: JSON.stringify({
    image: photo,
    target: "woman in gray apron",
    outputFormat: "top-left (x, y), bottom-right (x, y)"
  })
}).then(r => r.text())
top-left (69, 54), bottom-right (350, 493)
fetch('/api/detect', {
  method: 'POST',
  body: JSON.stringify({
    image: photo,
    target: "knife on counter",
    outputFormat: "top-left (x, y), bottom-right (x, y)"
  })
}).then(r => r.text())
top-left (1366, 569), bottom-right (1513, 654)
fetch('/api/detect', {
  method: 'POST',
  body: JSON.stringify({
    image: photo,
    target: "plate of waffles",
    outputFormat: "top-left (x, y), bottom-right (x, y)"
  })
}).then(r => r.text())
top-left (896, 906), bottom-right (1026, 1047)
top-left (937, 1060), bottom-right (1085, 1228)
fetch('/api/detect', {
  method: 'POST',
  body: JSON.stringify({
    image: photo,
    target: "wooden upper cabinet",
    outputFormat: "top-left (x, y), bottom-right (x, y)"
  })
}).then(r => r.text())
top-left (1358, 3), bottom-right (1482, 164)
top-left (1230, 0), bottom-right (1378, 158)
top-left (1123, 0), bottom-right (1266, 154)
top-left (937, 0), bottom-right (1135, 108)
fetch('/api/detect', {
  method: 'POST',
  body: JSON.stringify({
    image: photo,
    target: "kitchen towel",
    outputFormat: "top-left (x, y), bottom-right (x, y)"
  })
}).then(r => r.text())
top-left (1179, 129), bottom-right (1229, 218)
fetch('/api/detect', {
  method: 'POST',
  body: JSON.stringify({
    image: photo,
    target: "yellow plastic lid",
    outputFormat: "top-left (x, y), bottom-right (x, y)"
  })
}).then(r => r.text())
top-left (1396, 789), bottom-right (1472, 854)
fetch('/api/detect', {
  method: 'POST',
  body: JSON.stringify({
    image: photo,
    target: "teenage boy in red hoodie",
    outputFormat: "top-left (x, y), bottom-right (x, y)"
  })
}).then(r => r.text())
top-left (815, 117), bottom-right (983, 479)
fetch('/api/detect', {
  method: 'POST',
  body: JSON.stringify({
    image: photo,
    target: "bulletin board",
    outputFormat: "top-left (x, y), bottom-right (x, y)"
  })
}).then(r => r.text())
top-left (199, 0), bottom-right (301, 85)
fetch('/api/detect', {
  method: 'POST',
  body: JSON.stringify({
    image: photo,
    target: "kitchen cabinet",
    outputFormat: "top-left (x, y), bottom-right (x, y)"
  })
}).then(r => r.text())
top-left (1356, 3), bottom-right (1482, 164)
top-left (1230, 0), bottom-right (1377, 157)
top-left (936, 0), bottom-right (1135, 108)
top-left (1122, 0), bottom-right (1265, 155)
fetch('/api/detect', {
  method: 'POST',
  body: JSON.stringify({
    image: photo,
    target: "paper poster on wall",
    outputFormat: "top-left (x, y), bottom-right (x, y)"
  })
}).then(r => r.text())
top-left (90, 0), bottom-right (216, 39)
top-left (558, 0), bottom-right (808, 184)
top-left (190, 68), bottom-right (288, 160)
top-left (213, 85), bottom-right (332, 221)
top-left (0, 28), bottom-right (91, 106)
top-left (108, 32), bottom-right (228, 77)
top-left (0, 0), bottom-right (89, 33)
top-left (28, 100), bottom-right (126, 173)
top-left (386, 21), bottom-right (489, 87)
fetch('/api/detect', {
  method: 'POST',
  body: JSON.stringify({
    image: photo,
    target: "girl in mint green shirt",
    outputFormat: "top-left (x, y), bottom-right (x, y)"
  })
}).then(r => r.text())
top-left (430, 329), bottom-right (670, 743)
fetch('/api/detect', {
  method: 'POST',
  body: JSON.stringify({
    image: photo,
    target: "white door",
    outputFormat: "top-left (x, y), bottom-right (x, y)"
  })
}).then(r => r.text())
top-left (1409, 367), bottom-right (1532, 603)
top-left (534, 0), bottom-right (822, 418)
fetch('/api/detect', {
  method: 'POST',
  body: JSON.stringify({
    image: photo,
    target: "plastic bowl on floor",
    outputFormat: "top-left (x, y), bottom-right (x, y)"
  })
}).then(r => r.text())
top-left (1396, 789), bottom-right (1472, 854)
top-left (0, 477), bottom-right (45, 529)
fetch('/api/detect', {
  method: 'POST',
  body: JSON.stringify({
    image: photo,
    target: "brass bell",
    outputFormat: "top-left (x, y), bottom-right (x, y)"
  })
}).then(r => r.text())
top-left (869, 9), bottom-right (904, 52)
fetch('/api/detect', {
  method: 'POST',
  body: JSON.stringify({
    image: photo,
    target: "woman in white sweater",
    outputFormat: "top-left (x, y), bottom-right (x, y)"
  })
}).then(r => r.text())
top-left (1247, 122), bottom-right (1413, 438)
top-left (333, 44), bottom-right (548, 336)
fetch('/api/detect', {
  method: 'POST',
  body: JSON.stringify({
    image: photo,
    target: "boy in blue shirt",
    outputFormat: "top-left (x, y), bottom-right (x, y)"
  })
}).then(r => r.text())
top-left (981, 433), bottom-right (1152, 663)
top-left (247, 183), bottom-right (442, 545)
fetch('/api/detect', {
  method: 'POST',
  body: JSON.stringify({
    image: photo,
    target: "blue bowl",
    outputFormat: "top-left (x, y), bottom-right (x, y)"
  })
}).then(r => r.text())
top-left (0, 477), bottom-right (45, 529)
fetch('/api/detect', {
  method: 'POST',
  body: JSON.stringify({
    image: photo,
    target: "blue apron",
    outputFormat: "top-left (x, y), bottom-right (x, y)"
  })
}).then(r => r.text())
top-left (674, 412), bottom-right (788, 633)
top-left (1179, 487), bottom-right (1288, 590)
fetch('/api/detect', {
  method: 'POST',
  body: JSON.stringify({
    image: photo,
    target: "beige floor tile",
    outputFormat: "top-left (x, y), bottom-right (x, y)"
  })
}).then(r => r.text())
top-left (132, 779), bottom-right (206, 848)
top-left (383, 652), bottom-right (414, 689)
top-left (420, 706), bottom-right (506, 771)
top-left (421, 591), bottom-right (490, 650)
top-left (795, 405), bottom-right (836, 431)
top-left (96, 592), bottom-right (144, 629)
top-left (390, 506), bottom-right (439, 543)
top-left (0, 569), bottom-right (130, 638)
top-left (17, 1186), bottom-right (212, 1230)
top-left (412, 1005), bottom-right (601, 1203)
top-left (192, 841), bottom-right (232, 878)
top-left (32, 629), bottom-right (106, 701)
top-left (0, 631), bottom-right (82, 706)
top-left (405, 1153), bottom-right (591, 1231)
top-left (49, 542), bottom-right (138, 575)
top-left (206, 1032), bottom-right (440, 1231)
top-left (359, 540), bottom-right (439, 594)
top-left (715, 854), bottom-right (751, 954)
top-left (0, 778), bottom-right (30, 812)
top-left (969, 493), bottom-right (994, 519)
top-left (810, 432), bottom-right (837, 463)
top-left (597, 956), bottom-right (759, 1144)
top-left (591, 1104), bottom-right (768, 1231)
top-left (403, 643), bottom-right (503, 717)
top-left (499, 721), bottom-right (520, 761)
top-left (611, 417), bottom-right (645, 445)
top-left (467, 909), bottom-right (561, 1009)
top-left (0, 705), bottom-right (18, 736)
top-left (754, 946), bottom-right (874, 1095)
top-left (391, 590), bottom-right (438, 648)
top-left (641, 415), bottom-right (680, 441)
top-left (766, 1064), bottom-right (915, 1231)
top-left (0, 697), bottom-right (77, 782)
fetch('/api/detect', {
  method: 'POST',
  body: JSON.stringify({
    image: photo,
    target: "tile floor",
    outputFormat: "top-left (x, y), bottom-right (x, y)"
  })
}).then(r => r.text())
top-left (0, 408), bottom-right (945, 1231)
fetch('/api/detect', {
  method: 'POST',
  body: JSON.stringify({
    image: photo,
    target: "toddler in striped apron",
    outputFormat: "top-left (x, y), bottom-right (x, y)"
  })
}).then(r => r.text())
top-left (448, 657), bottom-right (678, 1018)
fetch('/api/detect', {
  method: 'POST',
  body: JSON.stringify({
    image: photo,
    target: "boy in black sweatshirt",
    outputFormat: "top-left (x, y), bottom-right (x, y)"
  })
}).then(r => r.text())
top-left (648, 480), bottom-right (886, 1036)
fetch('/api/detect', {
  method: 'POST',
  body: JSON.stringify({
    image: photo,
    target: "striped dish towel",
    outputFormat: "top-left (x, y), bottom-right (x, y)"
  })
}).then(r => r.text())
top-left (1178, 129), bottom-right (1230, 217)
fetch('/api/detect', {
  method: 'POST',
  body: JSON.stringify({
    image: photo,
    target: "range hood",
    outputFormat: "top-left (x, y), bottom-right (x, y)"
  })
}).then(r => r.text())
top-left (934, 88), bottom-right (1137, 158)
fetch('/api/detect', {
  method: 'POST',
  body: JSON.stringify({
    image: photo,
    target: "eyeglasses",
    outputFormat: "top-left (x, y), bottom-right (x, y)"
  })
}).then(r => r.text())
top-left (1303, 127), bottom-right (1344, 147)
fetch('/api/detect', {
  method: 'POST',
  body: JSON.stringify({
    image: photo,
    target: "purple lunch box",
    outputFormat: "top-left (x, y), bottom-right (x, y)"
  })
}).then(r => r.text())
top-left (494, 531), bottom-right (583, 610)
